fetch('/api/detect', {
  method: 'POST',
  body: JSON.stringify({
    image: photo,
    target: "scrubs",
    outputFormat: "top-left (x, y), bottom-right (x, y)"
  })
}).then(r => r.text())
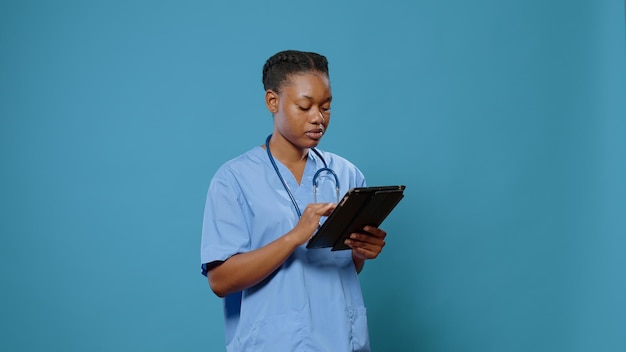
top-left (201, 146), bottom-right (370, 352)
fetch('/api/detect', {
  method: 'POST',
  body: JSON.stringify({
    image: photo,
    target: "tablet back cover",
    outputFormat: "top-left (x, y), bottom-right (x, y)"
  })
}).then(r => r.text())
top-left (306, 186), bottom-right (405, 251)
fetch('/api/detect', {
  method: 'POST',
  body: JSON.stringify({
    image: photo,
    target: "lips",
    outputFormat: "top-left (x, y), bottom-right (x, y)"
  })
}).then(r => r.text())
top-left (306, 128), bottom-right (324, 140)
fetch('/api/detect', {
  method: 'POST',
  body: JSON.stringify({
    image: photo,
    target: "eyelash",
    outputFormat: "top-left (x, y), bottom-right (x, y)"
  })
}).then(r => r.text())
top-left (298, 106), bottom-right (331, 112)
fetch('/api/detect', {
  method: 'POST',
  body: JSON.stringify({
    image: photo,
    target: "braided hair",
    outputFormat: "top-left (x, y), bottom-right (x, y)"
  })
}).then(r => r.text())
top-left (262, 50), bottom-right (329, 92)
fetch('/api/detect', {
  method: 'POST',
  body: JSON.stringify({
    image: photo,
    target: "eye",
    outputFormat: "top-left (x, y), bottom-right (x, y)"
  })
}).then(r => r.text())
top-left (321, 106), bottom-right (331, 113)
top-left (297, 105), bottom-right (310, 111)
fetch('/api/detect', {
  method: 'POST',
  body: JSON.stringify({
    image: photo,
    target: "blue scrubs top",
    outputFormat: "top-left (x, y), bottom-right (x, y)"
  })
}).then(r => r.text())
top-left (201, 146), bottom-right (370, 352)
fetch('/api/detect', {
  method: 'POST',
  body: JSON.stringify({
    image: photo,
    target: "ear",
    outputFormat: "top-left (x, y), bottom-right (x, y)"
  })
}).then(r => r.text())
top-left (265, 90), bottom-right (279, 114)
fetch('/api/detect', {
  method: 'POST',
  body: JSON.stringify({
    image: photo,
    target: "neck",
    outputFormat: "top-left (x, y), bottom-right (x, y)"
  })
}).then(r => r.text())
top-left (267, 134), bottom-right (309, 165)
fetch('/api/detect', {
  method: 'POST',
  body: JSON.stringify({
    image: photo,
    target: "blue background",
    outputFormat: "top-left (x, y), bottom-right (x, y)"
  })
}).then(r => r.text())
top-left (1, 1), bottom-right (625, 351)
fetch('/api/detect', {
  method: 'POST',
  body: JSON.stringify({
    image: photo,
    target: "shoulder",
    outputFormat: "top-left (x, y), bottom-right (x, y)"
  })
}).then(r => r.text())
top-left (208, 147), bottom-right (267, 195)
top-left (213, 146), bottom-right (266, 180)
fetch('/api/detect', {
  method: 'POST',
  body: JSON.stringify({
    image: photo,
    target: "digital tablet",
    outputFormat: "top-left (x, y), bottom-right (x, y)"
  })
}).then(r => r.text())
top-left (306, 185), bottom-right (406, 251)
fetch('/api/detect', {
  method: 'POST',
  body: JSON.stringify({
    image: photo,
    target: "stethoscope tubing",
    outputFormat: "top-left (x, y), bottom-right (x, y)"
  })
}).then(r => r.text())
top-left (265, 134), bottom-right (340, 219)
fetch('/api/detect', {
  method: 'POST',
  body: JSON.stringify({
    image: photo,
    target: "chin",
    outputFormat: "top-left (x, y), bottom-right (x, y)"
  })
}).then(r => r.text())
top-left (304, 138), bottom-right (322, 148)
top-left (302, 133), bottom-right (324, 146)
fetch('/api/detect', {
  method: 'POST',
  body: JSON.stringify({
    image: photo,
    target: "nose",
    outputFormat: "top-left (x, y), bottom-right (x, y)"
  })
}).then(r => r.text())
top-left (310, 110), bottom-right (324, 124)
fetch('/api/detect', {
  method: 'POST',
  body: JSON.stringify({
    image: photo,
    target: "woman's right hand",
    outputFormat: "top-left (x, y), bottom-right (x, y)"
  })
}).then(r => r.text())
top-left (288, 203), bottom-right (336, 245)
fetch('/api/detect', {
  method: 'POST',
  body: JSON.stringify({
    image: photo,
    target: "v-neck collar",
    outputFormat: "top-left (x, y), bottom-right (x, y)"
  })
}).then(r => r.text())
top-left (256, 146), bottom-right (322, 188)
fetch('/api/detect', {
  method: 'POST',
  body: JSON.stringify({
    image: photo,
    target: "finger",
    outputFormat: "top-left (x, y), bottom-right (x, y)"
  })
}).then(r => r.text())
top-left (348, 233), bottom-right (386, 247)
top-left (362, 226), bottom-right (387, 239)
top-left (344, 238), bottom-right (385, 256)
top-left (311, 202), bottom-right (335, 210)
top-left (321, 203), bottom-right (336, 215)
top-left (349, 245), bottom-right (381, 260)
top-left (304, 203), bottom-right (335, 216)
top-left (309, 202), bottom-right (335, 216)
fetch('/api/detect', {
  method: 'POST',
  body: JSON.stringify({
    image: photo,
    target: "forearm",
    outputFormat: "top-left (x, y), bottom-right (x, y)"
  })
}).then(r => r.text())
top-left (207, 230), bottom-right (303, 297)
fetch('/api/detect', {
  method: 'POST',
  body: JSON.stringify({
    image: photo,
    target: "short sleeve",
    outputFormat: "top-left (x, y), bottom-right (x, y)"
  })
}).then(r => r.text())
top-left (200, 166), bottom-right (251, 276)
top-left (356, 168), bottom-right (366, 188)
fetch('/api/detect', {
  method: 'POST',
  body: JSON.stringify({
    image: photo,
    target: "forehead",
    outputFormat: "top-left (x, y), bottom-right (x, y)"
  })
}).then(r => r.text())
top-left (280, 72), bottom-right (331, 97)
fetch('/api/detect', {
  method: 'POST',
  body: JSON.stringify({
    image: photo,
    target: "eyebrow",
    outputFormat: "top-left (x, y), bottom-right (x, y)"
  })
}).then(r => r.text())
top-left (301, 95), bottom-right (333, 102)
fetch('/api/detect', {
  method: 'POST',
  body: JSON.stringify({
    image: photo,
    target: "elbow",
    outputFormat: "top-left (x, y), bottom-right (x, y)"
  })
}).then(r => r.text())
top-left (205, 261), bottom-right (231, 297)
top-left (208, 272), bottom-right (231, 298)
top-left (210, 284), bottom-right (228, 298)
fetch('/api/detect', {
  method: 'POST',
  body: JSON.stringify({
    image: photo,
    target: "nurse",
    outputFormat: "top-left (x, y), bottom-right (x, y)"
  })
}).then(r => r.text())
top-left (201, 50), bottom-right (388, 352)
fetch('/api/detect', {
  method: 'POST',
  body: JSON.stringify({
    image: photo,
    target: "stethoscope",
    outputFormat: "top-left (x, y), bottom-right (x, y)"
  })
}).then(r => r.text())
top-left (265, 133), bottom-right (340, 219)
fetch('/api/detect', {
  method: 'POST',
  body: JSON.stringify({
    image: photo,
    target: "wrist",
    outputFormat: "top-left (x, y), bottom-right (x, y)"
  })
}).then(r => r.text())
top-left (283, 229), bottom-right (306, 249)
top-left (352, 253), bottom-right (365, 273)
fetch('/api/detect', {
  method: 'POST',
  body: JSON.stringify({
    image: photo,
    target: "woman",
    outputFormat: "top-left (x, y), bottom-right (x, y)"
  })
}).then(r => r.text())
top-left (201, 50), bottom-right (387, 351)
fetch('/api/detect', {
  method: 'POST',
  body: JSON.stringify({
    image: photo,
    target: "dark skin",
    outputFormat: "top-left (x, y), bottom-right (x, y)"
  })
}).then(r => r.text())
top-left (207, 71), bottom-right (387, 297)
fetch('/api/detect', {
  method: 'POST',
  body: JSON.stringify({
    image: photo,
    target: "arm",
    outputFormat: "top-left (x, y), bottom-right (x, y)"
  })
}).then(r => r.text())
top-left (208, 202), bottom-right (335, 297)
top-left (345, 226), bottom-right (387, 274)
top-left (353, 255), bottom-right (365, 274)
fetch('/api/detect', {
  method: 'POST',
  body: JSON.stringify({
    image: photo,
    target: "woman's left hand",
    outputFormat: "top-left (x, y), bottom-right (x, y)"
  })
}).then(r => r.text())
top-left (344, 226), bottom-right (387, 261)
